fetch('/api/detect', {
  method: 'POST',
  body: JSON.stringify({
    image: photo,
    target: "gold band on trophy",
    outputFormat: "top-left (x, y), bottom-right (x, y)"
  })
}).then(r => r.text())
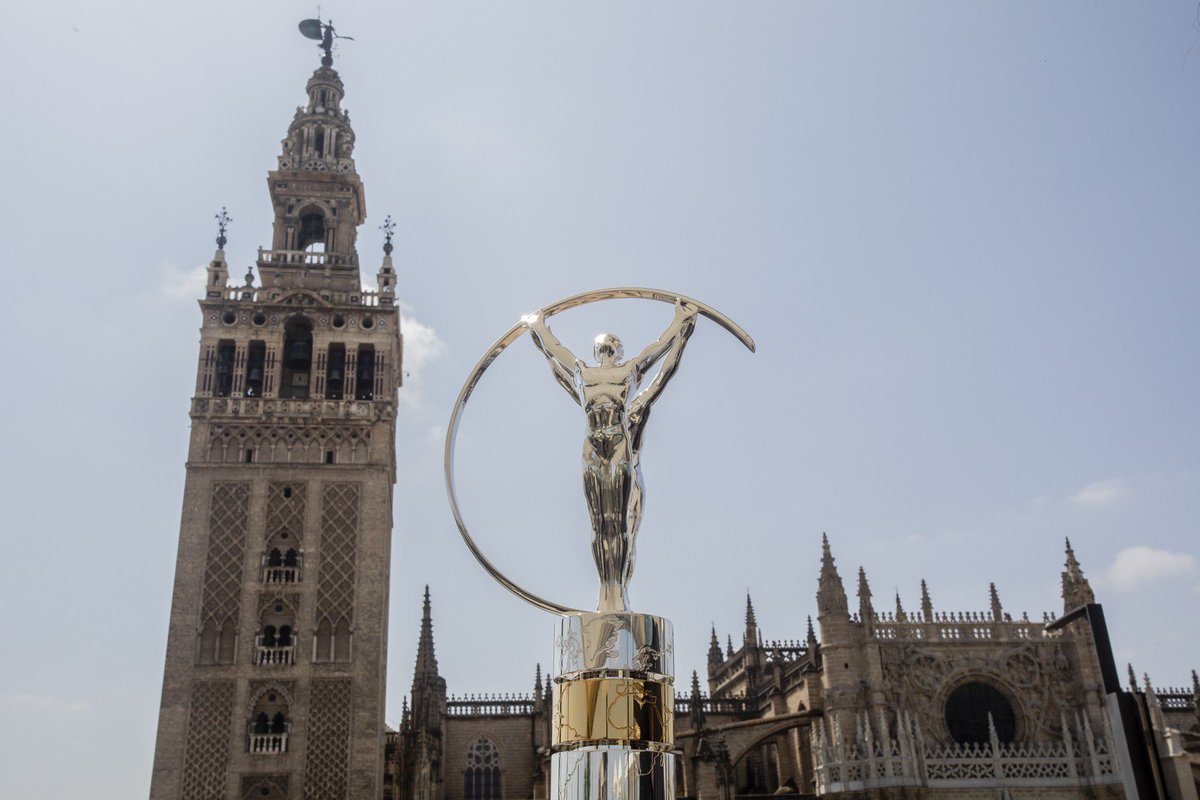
top-left (552, 676), bottom-right (675, 749)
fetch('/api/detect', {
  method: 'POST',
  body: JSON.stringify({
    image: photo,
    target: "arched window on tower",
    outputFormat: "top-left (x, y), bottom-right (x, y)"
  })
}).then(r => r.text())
top-left (279, 317), bottom-right (313, 400)
top-left (261, 529), bottom-right (301, 584)
top-left (297, 208), bottom-right (327, 260)
top-left (255, 602), bottom-right (296, 666)
top-left (464, 738), bottom-right (501, 800)
top-left (247, 690), bottom-right (290, 754)
top-left (198, 617), bottom-right (237, 665)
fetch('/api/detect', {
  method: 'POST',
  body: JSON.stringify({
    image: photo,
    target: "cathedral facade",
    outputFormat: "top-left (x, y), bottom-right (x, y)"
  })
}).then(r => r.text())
top-left (389, 539), bottom-right (1200, 800)
top-left (149, 42), bottom-right (1199, 800)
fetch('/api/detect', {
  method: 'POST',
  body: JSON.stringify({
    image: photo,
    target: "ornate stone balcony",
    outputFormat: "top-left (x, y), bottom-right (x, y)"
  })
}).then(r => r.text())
top-left (254, 640), bottom-right (296, 667)
top-left (192, 396), bottom-right (391, 421)
top-left (261, 562), bottom-right (301, 586)
top-left (248, 732), bottom-right (289, 754)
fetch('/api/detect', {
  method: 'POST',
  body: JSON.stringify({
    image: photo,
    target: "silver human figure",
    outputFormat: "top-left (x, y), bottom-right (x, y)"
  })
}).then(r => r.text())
top-left (522, 299), bottom-right (699, 612)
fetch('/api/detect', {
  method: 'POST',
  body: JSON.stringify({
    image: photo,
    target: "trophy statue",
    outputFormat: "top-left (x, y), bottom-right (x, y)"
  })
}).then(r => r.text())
top-left (445, 288), bottom-right (754, 800)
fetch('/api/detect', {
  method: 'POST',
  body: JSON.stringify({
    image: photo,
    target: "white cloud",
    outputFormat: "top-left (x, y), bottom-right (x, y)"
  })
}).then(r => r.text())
top-left (2, 693), bottom-right (88, 713)
top-left (398, 314), bottom-right (446, 412)
top-left (160, 263), bottom-right (209, 300)
top-left (1098, 546), bottom-right (1195, 592)
top-left (1070, 478), bottom-right (1131, 507)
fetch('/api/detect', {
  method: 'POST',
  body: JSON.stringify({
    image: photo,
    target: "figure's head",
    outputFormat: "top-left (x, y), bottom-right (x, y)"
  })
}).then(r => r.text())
top-left (593, 333), bottom-right (624, 365)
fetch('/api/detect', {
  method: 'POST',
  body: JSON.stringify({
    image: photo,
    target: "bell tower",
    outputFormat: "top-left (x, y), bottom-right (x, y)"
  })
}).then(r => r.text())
top-left (150, 28), bottom-right (401, 800)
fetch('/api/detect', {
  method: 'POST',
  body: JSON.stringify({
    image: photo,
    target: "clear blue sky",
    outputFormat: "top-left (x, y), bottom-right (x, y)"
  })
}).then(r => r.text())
top-left (1, 2), bottom-right (1198, 798)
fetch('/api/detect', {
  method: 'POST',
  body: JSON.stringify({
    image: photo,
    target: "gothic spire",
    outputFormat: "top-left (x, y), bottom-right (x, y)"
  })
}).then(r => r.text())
top-left (744, 593), bottom-right (758, 642)
top-left (806, 615), bottom-right (818, 651)
top-left (410, 586), bottom-right (445, 731)
top-left (857, 567), bottom-right (875, 634)
top-left (690, 670), bottom-right (706, 729)
top-left (894, 592), bottom-right (906, 622)
top-left (1062, 538), bottom-right (1095, 611)
top-left (413, 586), bottom-right (438, 682)
top-left (989, 582), bottom-right (1003, 622)
top-left (708, 625), bottom-right (723, 664)
top-left (818, 533), bottom-right (849, 615)
top-left (920, 578), bottom-right (933, 622)
top-left (726, 634), bottom-right (734, 658)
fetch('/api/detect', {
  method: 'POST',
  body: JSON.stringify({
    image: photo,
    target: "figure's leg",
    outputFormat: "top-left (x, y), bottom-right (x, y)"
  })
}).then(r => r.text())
top-left (622, 463), bottom-right (644, 590)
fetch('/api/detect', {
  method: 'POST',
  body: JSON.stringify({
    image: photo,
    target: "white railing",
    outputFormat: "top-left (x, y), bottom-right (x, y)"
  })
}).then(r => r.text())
top-left (248, 732), bottom-right (288, 754)
top-left (262, 565), bottom-right (300, 585)
top-left (257, 248), bottom-right (358, 268)
top-left (812, 710), bottom-right (1117, 795)
top-left (193, 396), bottom-right (385, 419)
top-left (254, 642), bottom-right (296, 666)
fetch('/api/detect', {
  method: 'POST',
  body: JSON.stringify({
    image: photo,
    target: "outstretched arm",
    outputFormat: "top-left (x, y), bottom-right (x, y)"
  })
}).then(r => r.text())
top-left (522, 311), bottom-right (582, 404)
top-left (630, 308), bottom-right (696, 420)
top-left (631, 299), bottom-right (699, 375)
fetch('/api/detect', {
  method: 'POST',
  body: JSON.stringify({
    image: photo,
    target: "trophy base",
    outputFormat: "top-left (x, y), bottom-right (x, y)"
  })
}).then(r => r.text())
top-left (551, 612), bottom-right (675, 800)
top-left (551, 747), bottom-right (676, 800)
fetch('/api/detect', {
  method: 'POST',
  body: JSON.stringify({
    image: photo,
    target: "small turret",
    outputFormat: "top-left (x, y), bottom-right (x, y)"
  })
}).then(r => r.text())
top-left (1062, 538), bottom-right (1096, 611)
top-left (857, 567), bottom-right (874, 634)
top-left (708, 625), bottom-right (723, 665)
top-left (205, 208), bottom-right (232, 298)
top-left (805, 615), bottom-right (818, 652)
top-left (376, 215), bottom-right (397, 306)
top-left (744, 593), bottom-right (758, 643)
top-left (920, 579), bottom-right (933, 622)
top-left (817, 533), bottom-right (849, 615)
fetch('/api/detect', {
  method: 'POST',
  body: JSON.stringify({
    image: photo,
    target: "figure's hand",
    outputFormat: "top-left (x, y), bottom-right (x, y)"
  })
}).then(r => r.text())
top-left (675, 299), bottom-right (700, 318)
top-left (521, 311), bottom-right (543, 327)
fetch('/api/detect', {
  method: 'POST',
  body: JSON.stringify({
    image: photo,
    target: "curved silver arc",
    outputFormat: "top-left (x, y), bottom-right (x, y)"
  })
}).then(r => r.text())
top-left (444, 287), bottom-right (754, 615)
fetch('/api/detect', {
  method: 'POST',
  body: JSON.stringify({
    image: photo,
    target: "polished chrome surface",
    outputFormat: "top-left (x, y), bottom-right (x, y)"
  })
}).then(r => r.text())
top-left (550, 747), bottom-right (676, 800)
top-left (554, 612), bottom-right (673, 677)
top-left (444, 287), bottom-right (754, 615)
top-left (524, 300), bottom-right (697, 612)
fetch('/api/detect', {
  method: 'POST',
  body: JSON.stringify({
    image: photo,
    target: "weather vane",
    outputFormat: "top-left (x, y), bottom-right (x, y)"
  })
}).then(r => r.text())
top-left (380, 215), bottom-right (396, 255)
top-left (214, 207), bottom-right (231, 249)
top-left (298, 17), bottom-right (354, 67)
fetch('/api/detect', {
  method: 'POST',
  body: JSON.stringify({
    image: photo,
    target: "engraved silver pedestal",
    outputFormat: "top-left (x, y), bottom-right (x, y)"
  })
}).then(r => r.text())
top-left (551, 612), bottom-right (675, 800)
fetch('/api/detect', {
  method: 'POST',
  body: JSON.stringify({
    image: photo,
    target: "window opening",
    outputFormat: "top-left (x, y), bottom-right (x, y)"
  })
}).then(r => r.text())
top-left (245, 341), bottom-right (266, 397)
top-left (278, 317), bottom-right (313, 400)
top-left (326, 343), bottom-right (346, 399)
top-left (214, 341), bottom-right (236, 397)
top-left (356, 345), bottom-right (376, 400)
top-left (945, 682), bottom-right (1016, 745)
top-left (297, 210), bottom-right (325, 252)
top-left (464, 739), bottom-right (501, 800)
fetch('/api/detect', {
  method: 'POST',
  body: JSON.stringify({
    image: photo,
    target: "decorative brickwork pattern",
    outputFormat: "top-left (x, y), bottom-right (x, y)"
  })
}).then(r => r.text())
top-left (201, 483), bottom-right (250, 627)
top-left (303, 678), bottom-right (353, 799)
top-left (203, 422), bottom-right (372, 464)
top-left (266, 481), bottom-right (306, 543)
top-left (316, 483), bottom-right (359, 629)
top-left (181, 680), bottom-right (235, 800)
